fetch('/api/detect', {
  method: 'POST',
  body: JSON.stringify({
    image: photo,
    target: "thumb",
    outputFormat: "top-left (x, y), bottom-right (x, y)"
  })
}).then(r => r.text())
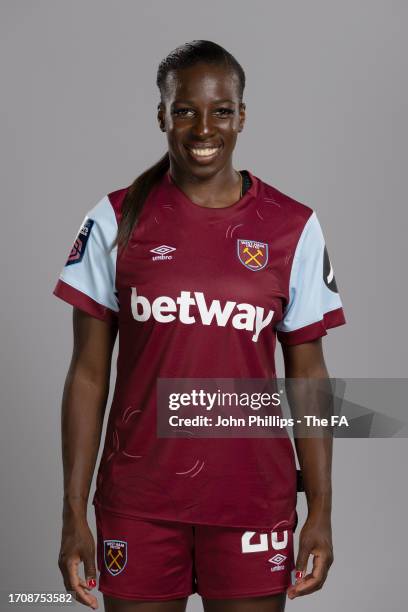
top-left (83, 556), bottom-right (97, 590)
top-left (294, 542), bottom-right (311, 579)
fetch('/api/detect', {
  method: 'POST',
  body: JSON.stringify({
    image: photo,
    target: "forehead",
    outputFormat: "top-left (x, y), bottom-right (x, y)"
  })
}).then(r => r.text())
top-left (163, 63), bottom-right (240, 102)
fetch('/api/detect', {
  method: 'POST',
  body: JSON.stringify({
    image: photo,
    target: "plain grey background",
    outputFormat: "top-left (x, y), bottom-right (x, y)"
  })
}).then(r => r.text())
top-left (1, 1), bottom-right (407, 610)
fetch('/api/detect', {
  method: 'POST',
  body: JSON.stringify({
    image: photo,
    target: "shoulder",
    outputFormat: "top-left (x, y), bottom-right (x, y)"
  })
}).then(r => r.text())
top-left (256, 175), bottom-right (314, 227)
top-left (106, 187), bottom-right (130, 220)
top-left (85, 186), bottom-right (130, 229)
top-left (79, 187), bottom-right (128, 249)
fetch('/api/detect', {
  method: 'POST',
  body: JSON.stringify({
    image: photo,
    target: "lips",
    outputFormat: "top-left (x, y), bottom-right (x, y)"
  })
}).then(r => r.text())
top-left (185, 144), bottom-right (223, 162)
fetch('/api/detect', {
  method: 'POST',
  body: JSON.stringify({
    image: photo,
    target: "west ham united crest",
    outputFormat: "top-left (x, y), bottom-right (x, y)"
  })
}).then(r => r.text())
top-left (104, 540), bottom-right (127, 576)
top-left (237, 239), bottom-right (268, 271)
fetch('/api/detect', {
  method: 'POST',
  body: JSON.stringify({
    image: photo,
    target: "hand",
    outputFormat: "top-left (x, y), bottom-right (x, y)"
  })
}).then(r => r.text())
top-left (58, 515), bottom-right (99, 609)
top-left (286, 514), bottom-right (333, 599)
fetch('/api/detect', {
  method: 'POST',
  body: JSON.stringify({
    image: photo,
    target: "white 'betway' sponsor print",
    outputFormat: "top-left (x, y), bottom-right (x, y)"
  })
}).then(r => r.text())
top-left (130, 288), bottom-right (274, 342)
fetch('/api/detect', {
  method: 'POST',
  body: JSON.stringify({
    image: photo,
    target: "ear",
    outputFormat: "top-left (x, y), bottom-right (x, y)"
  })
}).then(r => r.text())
top-left (157, 102), bottom-right (166, 132)
top-left (238, 102), bottom-right (246, 133)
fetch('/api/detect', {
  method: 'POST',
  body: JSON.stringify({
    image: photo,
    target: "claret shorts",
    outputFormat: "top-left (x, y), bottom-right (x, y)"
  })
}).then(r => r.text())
top-left (95, 504), bottom-right (296, 601)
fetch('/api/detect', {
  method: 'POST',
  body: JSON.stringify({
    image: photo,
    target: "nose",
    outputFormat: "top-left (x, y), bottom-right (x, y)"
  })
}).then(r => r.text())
top-left (192, 110), bottom-right (216, 139)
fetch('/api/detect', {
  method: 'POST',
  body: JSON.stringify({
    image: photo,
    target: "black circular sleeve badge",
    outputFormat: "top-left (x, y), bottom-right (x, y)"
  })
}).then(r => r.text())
top-left (323, 246), bottom-right (338, 293)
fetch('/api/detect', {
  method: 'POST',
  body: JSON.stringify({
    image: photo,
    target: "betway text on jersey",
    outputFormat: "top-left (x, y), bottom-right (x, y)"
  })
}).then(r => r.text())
top-left (130, 288), bottom-right (274, 342)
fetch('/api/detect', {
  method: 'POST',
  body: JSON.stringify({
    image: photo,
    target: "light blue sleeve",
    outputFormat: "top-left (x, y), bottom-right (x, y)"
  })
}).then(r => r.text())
top-left (53, 196), bottom-right (119, 321)
top-left (276, 212), bottom-right (346, 344)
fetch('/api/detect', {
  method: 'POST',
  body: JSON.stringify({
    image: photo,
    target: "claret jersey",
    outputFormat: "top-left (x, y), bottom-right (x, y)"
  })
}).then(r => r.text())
top-left (53, 169), bottom-right (346, 529)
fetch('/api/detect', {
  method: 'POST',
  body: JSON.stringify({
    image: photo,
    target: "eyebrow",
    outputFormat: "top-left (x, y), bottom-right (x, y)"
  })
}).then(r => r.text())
top-left (172, 99), bottom-right (236, 105)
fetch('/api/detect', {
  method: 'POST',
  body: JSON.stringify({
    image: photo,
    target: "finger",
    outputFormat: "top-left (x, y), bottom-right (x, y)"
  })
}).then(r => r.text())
top-left (286, 563), bottom-right (310, 598)
top-left (82, 549), bottom-right (96, 589)
top-left (294, 540), bottom-right (311, 576)
top-left (289, 552), bottom-right (329, 598)
top-left (60, 558), bottom-right (91, 605)
top-left (67, 557), bottom-right (99, 609)
top-left (286, 539), bottom-right (311, 597)
top-left (83, 577), bottom-right (97, 591)
top-left (83, 553), bottom-right (97, 591)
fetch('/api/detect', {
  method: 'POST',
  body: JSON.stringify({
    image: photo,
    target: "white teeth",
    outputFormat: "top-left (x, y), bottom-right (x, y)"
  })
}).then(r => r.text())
top-left (189, 147), bottom-right (220, 157)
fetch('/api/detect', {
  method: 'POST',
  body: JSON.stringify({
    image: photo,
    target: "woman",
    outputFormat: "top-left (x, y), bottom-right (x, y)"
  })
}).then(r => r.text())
top-left (54, 40), bottom-right (346, 612)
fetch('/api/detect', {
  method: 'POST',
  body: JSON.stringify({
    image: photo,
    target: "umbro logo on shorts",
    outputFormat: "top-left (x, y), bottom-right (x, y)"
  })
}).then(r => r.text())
top-left (268, 553), bottom-right (287, 572)
top-left (104, 540), bottom-right (127, 576)
top-left (269, 553), bottom-right (287, 565)
top-left (150, 245), bottom-right (176, 261)
top-left (242, 531), bottom-right (289, 574)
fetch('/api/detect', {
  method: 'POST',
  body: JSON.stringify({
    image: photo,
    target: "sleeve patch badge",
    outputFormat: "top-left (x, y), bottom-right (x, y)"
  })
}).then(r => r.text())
top-left (323, 246), bottom-right (338, 293)
top-left (104, 540), bottom-right (127, 575)
top-left (65, 218), bottom-right (94, 266)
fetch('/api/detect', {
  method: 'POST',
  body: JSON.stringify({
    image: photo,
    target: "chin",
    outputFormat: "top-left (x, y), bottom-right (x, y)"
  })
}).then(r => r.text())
top-left (182, 156), bottom-right (228, 178)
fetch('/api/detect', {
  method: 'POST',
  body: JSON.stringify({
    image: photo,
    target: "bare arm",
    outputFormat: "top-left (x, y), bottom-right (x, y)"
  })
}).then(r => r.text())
top-left (58, 307), bottom-right (118, 610)
top-left (283, 339), bottom-right (332, 518)
top-left (62, 307), bottom-right (117, 516)
top-left (282, 339), bottom-right (334, 600)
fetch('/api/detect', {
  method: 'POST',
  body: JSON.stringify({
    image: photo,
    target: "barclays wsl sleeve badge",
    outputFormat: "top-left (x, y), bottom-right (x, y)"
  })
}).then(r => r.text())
top-left (104, 540), bottom-right (127, 575)
top-left (237, 239), bottom-right (269, 271)
top-left (65, 218), bottom-right (94, 266)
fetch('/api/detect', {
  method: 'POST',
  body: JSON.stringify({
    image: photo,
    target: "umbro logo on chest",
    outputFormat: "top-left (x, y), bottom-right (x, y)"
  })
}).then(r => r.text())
top-left (150, 245), bottom-right (176, 261)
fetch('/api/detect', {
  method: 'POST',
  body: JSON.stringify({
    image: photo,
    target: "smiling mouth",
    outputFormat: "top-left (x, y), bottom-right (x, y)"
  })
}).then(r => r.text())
top-left (185, 144), bottom-right (223, 160)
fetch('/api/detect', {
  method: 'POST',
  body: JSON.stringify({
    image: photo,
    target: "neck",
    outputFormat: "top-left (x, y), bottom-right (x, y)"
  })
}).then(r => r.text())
top-left (168, 162), bottom-right (242, 209)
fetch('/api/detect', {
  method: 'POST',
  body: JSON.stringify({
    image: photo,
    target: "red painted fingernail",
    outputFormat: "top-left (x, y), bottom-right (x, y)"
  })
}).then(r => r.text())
top-left (88, 578), bottom-right (96, 589)
top-left (295, 570), bottom-right (304, 579)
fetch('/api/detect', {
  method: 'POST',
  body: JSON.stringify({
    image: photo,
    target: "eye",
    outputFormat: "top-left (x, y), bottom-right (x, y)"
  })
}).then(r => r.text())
top-left (215, 108), bottom-right (234, 116)
top-left (172, 108), bottom-right (194, 117)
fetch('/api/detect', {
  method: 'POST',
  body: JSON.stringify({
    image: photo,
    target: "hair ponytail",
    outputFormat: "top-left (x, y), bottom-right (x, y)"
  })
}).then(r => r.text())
top-left (112, 152), bottom-right (169, 251)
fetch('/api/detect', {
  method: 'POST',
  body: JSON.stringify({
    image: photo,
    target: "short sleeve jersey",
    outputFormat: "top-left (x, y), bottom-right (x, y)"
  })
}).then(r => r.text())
top-left (53, 170), bottom-right (346, 529)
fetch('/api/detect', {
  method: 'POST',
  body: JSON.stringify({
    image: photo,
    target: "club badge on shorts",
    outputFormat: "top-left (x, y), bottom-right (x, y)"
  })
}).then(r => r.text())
top-left (237, 239), bottom-right (268, 271)
top-left (104, 540), bottom-right (127, 576)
